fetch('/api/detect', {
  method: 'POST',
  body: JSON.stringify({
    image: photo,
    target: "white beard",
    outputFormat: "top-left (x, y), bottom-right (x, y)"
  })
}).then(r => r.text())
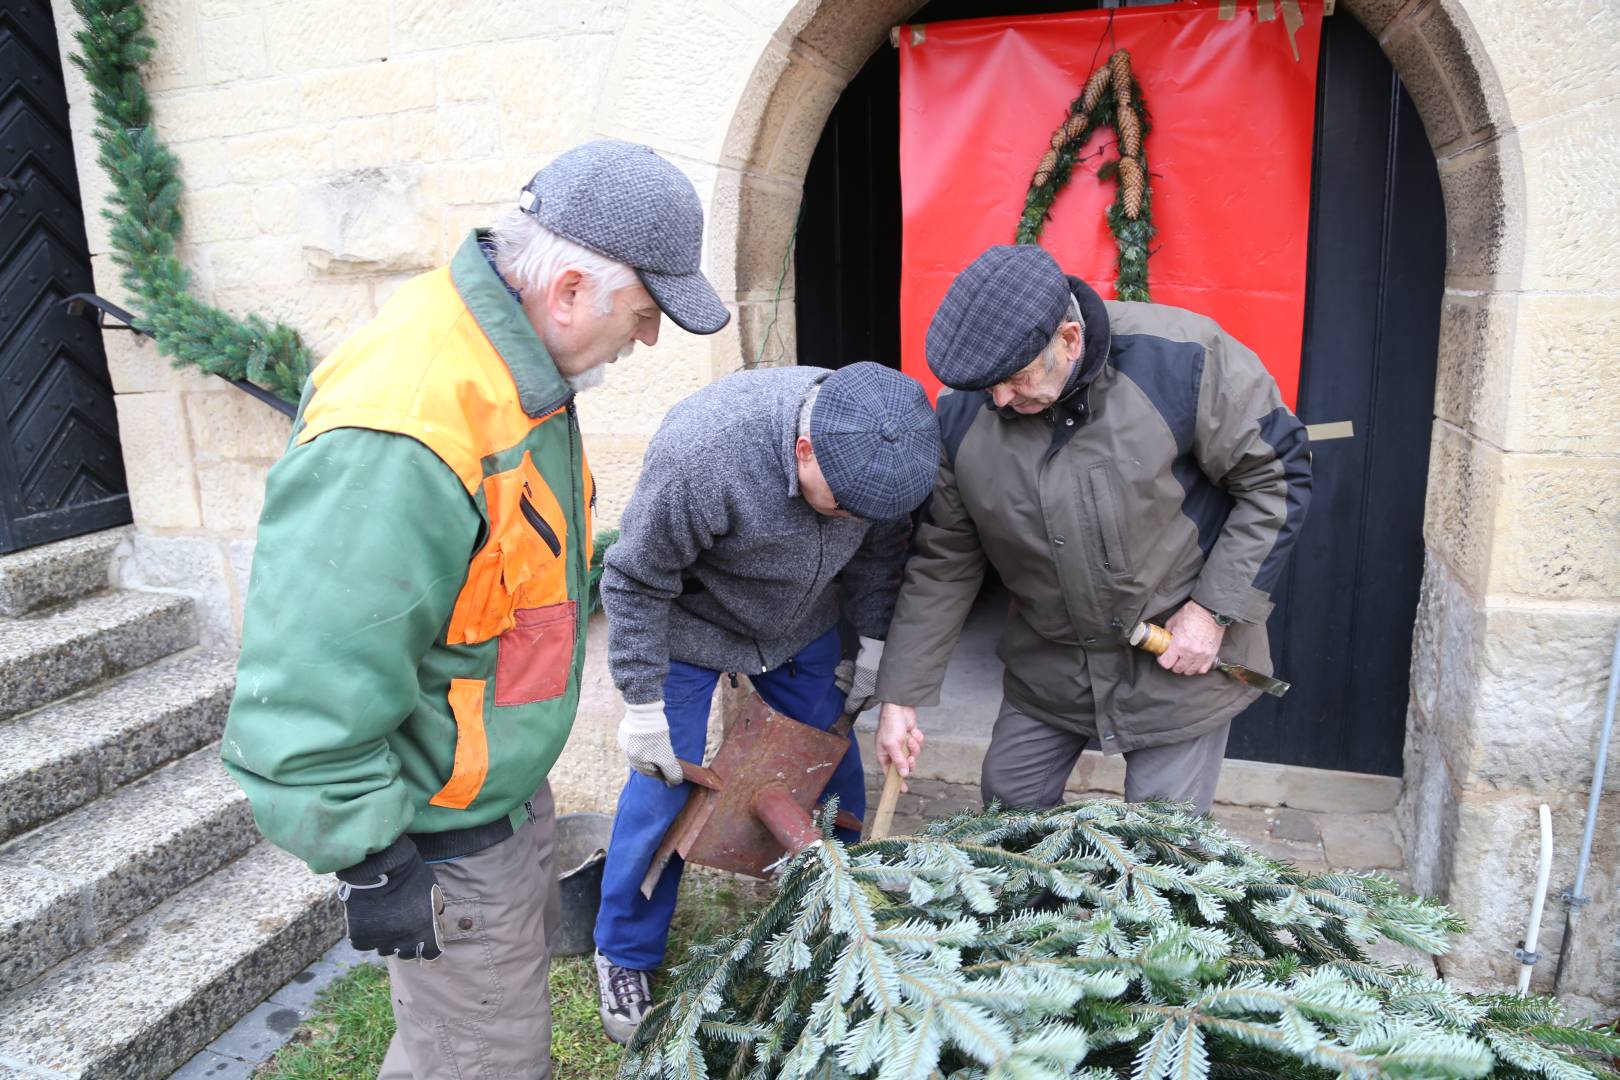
top-left (564, 343), bottom-right (634, 394)
top-left (565, 365), bottom-right (608, 394)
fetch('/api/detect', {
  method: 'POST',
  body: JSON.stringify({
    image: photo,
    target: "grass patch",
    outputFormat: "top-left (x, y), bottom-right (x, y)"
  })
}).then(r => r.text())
top-left (258, 872), bottom-right (770, 1080)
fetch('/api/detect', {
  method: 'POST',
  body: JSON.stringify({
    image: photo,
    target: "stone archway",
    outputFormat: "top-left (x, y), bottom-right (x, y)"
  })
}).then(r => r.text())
top-left (707, 0), bottom-right (1620, 1007)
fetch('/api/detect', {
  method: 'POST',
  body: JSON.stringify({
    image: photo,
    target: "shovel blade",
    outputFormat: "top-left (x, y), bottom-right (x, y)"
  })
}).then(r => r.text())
top-left (1218, 663), bottom-right (1290, 698)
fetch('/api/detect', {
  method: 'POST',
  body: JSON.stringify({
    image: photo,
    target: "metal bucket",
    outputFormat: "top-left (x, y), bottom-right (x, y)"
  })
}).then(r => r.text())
top-left (553, 812), bottom-right (612, 957)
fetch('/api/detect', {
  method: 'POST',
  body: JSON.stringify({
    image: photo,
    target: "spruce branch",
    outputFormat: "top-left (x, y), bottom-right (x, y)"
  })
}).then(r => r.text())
top-left (69, 0), bottom-right (314, 403)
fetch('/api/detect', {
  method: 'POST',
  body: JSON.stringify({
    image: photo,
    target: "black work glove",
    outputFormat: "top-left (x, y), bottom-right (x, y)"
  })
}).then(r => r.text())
top-left (336, 836), bottom-right (445, 962)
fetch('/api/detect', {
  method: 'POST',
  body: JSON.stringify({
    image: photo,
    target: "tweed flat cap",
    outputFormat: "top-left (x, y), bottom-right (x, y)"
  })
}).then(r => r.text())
top-left (809, 363), bottom-right (940, 521)
top-left (926, 244), bottom-right (1072, 390)
top-left (519, 140), bottom-right (730, 335)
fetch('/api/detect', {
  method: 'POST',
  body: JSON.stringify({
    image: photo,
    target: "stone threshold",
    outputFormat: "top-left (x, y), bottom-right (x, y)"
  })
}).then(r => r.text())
top-left (853, 727), bottom-right (1401, 814)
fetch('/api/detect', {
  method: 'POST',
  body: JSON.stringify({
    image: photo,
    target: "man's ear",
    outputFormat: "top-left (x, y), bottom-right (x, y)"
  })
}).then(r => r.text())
top-left (794, 435), bottom-right (815, 463)
top-left (545, 268), bottom-right (587, 327)
top-left (1064, 319), bottom-right (1085, 361)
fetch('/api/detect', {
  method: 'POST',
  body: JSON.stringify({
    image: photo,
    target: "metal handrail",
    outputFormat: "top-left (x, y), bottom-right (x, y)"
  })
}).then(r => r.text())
top-left (62, 292), bottom-right (297, 418)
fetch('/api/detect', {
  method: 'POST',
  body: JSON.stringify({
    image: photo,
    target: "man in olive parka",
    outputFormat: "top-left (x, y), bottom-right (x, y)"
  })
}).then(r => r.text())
top-left (871, 244), bottom-right (1311, 813)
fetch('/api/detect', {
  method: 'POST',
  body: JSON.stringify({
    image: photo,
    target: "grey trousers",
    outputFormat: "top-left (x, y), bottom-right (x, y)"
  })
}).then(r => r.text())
top-left (981, 699), bottom-right (1230, 814)
top-left (378, 782), bottom-right (561, 1080)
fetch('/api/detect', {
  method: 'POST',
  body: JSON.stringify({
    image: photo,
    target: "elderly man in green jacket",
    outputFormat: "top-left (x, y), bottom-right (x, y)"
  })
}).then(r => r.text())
top-left (221, 141), bottom-right (729, 1080)
top-left (873, 244), bottom-right (1311, 813)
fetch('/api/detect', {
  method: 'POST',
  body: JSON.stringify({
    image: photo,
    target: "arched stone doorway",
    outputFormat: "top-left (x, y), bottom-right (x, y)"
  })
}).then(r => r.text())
top-left (671, 0), bottom-right (1615, 1005)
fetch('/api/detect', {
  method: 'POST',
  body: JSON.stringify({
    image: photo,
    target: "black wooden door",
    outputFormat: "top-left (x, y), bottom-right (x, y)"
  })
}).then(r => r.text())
top-left (797, 8), bottom-right (1443, 777)
top-left (1225, 14), bottom-right (1443, 776)
top-left (0, 1), bottom-right (130, 554)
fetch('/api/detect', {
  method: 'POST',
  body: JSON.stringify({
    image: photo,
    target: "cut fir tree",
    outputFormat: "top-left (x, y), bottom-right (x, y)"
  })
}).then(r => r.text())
top-left (623, 799), bottom-right (1620, 1080)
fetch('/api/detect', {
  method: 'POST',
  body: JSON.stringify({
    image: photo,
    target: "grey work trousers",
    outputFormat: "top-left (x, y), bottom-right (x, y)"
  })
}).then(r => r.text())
top-left (377, 782), bottom-right (561, 1080)
top-left (980, 699), bottom-right (1230, 814)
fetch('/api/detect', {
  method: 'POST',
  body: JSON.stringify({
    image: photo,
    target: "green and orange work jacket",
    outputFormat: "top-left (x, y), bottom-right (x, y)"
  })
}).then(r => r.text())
top-left (223, 232), bottom-right (594, 874)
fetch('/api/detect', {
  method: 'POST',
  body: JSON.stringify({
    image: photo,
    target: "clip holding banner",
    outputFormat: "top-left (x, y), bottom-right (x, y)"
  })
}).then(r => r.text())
top-left (1280, 0), bottom-right (1305, 59)
top-left (890, 24), bottom-right (926, 47)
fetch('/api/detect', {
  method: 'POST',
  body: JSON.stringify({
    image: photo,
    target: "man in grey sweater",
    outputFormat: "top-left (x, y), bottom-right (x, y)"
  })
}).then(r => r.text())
top-left (592, 362), bottom-right (939, 1044)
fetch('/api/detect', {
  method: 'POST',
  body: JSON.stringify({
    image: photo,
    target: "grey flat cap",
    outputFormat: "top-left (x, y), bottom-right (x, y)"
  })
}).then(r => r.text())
top-left (810, 363), bottom-right (940, 521)
top-left (926, 244), bottom-right (1071, 390)
top-left (519, 140), bottom-right (730, 335)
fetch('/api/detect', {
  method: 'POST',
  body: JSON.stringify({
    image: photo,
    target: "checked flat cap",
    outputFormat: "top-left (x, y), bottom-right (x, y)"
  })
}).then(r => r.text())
top-left (809, 363), bottom-right (940, 521)
top-left (519, 140), bottom-right (730, 335)
top-left (926, 244), bottom-right (1072, 390)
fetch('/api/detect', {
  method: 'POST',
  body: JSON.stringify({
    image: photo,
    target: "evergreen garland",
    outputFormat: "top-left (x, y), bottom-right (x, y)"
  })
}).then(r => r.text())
top-left (1017, 50), bottom-right (1155, 304)
top-left (69, 0), bottom-right (313, 403)
top-left (624, 800), bottom-right (1620, 1080)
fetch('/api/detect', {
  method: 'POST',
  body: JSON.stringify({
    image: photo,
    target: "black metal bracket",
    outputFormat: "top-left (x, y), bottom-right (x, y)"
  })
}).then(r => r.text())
top-left (62, 292), bottom-right (296, 418)
top-left (64, 292), bottom-right (149, 335)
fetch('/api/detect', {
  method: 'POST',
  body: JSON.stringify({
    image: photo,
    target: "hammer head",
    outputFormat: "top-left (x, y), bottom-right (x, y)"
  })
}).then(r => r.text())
top-left (639, 694), bottom-right (853, 897)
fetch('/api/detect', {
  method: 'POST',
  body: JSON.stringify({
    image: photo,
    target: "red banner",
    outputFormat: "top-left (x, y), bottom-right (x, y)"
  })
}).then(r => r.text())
top-left (899, 1), bottom-right (1322, 406)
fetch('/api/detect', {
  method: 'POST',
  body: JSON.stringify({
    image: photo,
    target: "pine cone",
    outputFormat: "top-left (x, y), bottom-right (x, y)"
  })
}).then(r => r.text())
top-left (1033, 149), bottom-right (1058, 188)
top-left (1080, 66), bottom-right (1110, 112)
top-left (1062, 113), bottom-right (1088, 144)
top-left (1118, 156), bottom-right (1144, 219)
top-left (1111, 49), bottom-right (1133, 105)
top-left (1117, 106), bottom-right (1141, 158)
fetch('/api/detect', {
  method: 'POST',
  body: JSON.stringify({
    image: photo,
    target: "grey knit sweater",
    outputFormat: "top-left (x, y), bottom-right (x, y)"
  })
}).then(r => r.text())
top-left (601, 367), bottom-right (911, 705)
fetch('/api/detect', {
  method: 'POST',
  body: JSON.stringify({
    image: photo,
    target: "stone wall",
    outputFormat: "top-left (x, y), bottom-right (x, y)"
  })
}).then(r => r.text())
top-left (48, 0), bottom-right (750, 647)
top-left (49, 0), bottom-right (1620, 1008)
top-left (1342, 0), bottom-right (1620, 1009)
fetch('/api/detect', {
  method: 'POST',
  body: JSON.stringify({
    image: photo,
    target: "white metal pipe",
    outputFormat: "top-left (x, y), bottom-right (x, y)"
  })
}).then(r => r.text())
top-left (1552, 622), bottom-right (1620, 995)
top-left (1517, 803), bottom-right (1554, 994)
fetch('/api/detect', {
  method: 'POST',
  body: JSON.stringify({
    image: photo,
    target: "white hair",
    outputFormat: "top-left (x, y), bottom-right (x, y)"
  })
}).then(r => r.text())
top-left (1040, 294), bottom-right (1086, 372)
top-left (797, 381), bottom-right (822, 440)
top-left (489, 209), bottom-right (639, 315)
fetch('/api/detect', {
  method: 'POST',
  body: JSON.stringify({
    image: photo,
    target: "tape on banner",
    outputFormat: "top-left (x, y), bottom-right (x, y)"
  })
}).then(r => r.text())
top-left (1219, 0), bottom-right (1237, 18)
top-left (1306, 421), bottom-right (1355, 442)
top-left (1280, 0), bottom-right (1305, 60)
top-left (1257, 0), bottom-right (1277, 21)
top-left (1325, 0), bottom-right (1337, 14)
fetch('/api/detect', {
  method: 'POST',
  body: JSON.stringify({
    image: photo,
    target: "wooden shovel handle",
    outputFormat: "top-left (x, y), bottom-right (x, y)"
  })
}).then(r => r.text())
top-left (869, 762), bottom-right (903, 840)
top-left (1129, 621), bottom-right (1173, 656)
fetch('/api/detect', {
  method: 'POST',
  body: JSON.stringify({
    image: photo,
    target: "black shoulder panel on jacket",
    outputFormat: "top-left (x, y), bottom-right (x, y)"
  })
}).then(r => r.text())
top-left (936, 388), bottom-right (989, 469)
top-left (1110, 334), bottom-right (1205, 455)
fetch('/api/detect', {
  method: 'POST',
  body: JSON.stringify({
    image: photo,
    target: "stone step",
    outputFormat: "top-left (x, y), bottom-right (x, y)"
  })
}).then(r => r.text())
top-left (0, 746), bottom-right (258, 997)
top-left (0, 651), bottom-right (238, 845)
top-left (0, 841), bottom-right (341, 1080)
top-left (0, 647), bottom-right (238, 848)
top-left (0, 528), bottom-right (126, 617)
top-left (0, 589), bottom-right (196, 722)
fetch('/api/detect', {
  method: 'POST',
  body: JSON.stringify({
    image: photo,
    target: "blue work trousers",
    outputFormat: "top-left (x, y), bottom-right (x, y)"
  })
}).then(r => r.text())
top-left (594, 627), bottom-right (864, 971)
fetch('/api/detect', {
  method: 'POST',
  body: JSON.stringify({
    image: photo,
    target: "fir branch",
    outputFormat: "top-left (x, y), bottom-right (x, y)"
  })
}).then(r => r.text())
top-left (69, 0), bottom-right (314, 403)
top-left (626, 800), bottom-right (1600, 1080)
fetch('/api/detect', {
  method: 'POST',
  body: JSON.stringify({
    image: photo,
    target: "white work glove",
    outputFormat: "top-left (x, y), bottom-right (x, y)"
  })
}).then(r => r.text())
top-left (841, 637), bottom-right (885, 716)
top-left (617, 700), bottom-right (683, 786)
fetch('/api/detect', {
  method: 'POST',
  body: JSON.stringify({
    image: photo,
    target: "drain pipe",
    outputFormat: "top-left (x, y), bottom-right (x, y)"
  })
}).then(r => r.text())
top-left (1516, 804), bottom-right (1553, 994)
top-left (1551, 622), bottom-right (1620, 996)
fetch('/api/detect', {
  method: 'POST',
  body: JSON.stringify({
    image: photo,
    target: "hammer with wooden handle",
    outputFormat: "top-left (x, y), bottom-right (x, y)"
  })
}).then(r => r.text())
top-left (1129, 621), bottom-right (1291, 698)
